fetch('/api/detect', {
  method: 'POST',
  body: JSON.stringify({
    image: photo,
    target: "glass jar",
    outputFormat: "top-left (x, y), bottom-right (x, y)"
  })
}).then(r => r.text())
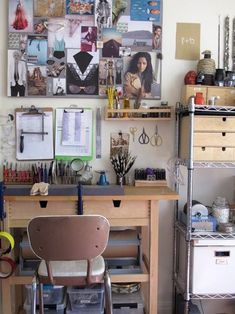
top-left (212, 196), bottom-right (230, 224)
top-left (123, 96), bottom-right (130, 118)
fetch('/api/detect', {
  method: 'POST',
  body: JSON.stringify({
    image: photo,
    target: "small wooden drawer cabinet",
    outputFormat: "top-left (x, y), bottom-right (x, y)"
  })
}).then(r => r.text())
top-left (181, 85), bottom-right (235, 106)
top-left (179, 115), bottom-right (235, 161)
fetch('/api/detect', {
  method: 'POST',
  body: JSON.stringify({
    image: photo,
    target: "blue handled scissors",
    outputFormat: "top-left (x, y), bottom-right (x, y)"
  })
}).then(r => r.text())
top-left (138, 128), bottom-right (150, 144)
top-left (150, 125), bottom-right (163, 146)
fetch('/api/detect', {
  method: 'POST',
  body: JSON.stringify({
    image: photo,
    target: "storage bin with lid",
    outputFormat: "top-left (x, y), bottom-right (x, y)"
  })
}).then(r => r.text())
top-left (25, 284), bottom-right (65, 305)
top-left (67, 284), bottom-right (104, 312)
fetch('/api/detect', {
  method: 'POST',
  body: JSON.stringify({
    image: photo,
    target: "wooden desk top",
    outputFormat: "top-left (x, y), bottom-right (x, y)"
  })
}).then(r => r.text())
top-left (4, 185), bottom-right (179, 201)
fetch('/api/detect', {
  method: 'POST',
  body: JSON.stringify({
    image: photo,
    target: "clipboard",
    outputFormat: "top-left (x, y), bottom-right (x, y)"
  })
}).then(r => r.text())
top-left (15, 106), bottom-right (54, 160)
top-left (55, 107), bottom-right (93, 161)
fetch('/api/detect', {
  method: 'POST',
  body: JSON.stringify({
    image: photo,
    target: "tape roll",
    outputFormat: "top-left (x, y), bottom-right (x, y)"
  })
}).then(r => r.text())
top-left (0, 256), bottom-right (16, 278)
top-left (0, 231), bottom-right (15, 255)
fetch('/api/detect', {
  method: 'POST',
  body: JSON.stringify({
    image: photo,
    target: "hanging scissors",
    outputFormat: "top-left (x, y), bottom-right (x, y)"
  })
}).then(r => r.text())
top-left (129, 127), bottom-right (137, 142)
top-left (138, 128), bottom-right (150, 144)
top-left (150, 125), bottom-right (163, 146)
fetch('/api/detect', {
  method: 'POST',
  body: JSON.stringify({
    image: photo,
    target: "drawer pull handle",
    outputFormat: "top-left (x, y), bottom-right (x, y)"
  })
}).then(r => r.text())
top-left (222, 132), bottom-right (226, 136)
top-left (113, 200), bottom-right (121, 207)
top-left (201, 147), bottom-right (206, 151)
top-left (215, 251), bottom-right (230, 257)
top-left (222, 117), bottom-right (227, 122)
top-left (222, 147), bottom-right (226, 151)
top-left (39, 201), bottom-right (48, 208)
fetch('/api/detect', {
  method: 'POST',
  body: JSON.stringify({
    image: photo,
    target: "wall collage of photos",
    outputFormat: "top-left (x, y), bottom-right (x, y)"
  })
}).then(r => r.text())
top-left (8, 0), bottom-right (162, 98)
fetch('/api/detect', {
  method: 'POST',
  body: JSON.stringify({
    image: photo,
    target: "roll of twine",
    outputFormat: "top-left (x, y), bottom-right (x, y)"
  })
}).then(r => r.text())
top-left (197, 58), bottom-right (216, 75)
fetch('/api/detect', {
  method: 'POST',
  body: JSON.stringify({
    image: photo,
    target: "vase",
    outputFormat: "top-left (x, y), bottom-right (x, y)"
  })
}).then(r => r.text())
top-left (117, 175), bottom-right (125, 187)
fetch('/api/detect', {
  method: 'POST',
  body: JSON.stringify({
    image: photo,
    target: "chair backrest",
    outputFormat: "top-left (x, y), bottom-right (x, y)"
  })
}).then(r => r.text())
top-left (27, 215), bottom-right (110, 261)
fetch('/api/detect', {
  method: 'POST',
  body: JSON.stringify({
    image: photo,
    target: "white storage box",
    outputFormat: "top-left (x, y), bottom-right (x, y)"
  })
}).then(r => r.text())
top-left (192, 239), bottom-right (235, 294)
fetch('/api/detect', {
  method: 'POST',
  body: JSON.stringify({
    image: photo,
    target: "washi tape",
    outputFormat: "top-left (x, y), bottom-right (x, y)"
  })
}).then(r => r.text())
top-left (0, 256), bottom-right (16, 278)
top-left (0, 231), bottom-right (15, 255)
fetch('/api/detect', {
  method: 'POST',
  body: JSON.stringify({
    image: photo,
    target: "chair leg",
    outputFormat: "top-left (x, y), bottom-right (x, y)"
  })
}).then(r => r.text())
top-left (39, 282), bottom-right (44, 314)
top-left (31, 276), bottom-right (37, 314)
top-left (104, 269), bottom-right (113, 314)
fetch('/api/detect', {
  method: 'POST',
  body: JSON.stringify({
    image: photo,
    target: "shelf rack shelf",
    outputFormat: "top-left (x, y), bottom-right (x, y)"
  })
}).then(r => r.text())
top-left (104, 106), bottom-right (173, 120)
top-left (174, 99), bottom-right (235, 310)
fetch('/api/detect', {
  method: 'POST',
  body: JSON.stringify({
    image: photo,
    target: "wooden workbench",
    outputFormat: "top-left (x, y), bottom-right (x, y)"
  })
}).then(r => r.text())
top-left (1, 185), bottom-right (179, 314)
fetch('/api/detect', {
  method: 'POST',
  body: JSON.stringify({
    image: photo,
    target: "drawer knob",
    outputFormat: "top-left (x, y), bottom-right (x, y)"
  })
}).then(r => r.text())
top-left (201, 147), bottom-right (206, 151)
top-left (113, 200), bottom-right (121, 207)
top-left (222, 147), bottom-right (226, 151)
top-left (39, 201), bottom-right (48, 208)
top-left (222, 117), bottom-right (227, 122)
top-left (222, 132), bottom-right (226, 136)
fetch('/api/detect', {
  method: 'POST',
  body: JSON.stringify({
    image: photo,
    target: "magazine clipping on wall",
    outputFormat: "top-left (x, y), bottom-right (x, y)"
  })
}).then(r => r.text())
top-left (7, 0), bottom-right (162, 99)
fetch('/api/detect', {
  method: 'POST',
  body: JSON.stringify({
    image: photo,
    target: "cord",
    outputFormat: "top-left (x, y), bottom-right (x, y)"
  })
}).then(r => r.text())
top-left (167, 156), bottom-right (185, 186)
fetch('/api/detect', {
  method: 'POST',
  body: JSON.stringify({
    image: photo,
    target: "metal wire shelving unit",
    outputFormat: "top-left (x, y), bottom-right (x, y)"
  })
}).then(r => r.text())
top-left (173, 101), bottom-right (235, 313)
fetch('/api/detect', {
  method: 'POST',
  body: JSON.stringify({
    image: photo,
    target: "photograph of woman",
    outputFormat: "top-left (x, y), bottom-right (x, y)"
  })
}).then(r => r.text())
top-left (96, 0), bottom-right (112, 30)
top-left (9, 0), bottom-right (33, 32)
top-left (124, 51), bottom-right (154, 98)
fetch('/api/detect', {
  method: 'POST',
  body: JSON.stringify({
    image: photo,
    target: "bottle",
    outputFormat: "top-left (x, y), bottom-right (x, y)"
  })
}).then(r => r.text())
top-left (123, 95), bottom-right (130, 118)
top-left (212, 196), bottom-right (230, 224)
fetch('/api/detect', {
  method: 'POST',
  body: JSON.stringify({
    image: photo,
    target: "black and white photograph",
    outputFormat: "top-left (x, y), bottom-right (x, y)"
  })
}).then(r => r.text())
top-left (8, 49), bottom-right (27, 97)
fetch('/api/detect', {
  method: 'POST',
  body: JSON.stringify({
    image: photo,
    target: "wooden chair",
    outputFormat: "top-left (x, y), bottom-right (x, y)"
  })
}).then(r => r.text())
top-left (27, 215), bottom-right (112, 314)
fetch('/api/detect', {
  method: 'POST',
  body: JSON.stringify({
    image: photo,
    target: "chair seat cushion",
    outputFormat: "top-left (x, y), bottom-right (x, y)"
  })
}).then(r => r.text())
top-left (38, 256), bottom-right (105, 277)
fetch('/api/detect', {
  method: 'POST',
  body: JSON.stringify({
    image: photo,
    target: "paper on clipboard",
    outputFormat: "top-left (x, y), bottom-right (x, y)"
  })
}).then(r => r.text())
top-left (61, 109), bottom-right (86, 146)
top-left (55, 108), bottom-right (93, 159)
top-left (16, 108), bottom-right (54, 160)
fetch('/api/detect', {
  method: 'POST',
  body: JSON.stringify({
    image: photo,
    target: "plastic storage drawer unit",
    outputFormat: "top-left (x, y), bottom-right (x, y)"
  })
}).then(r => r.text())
top-left (23, 297), bottom-right (66, 314)
top-left (67, 284), bottom-right (104, 313)
top-left (25, 284), bottom-right (65, 305)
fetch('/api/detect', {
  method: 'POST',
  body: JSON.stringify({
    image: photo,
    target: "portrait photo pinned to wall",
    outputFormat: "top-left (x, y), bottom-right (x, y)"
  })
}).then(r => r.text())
top-left (110, 131), bottom-right (129, 157)
top-left (66, 0), bottom-right (94, 15)
top-left (34, 0), bottom-right (65, 17)
top-left (27, 65), bottom-right (47, 96)
top-left (8, 49), bottom-right (27, 97)
top-left (123, 51), bottom-right (161, 99)
top-left (152, 24), bottom-right (162, 50)
top-left (81, 26), bottom-right (97, 52)
top-left (9, 0), bottom-right (33, 33)
top-left (102, 28), bottom-right (122, 58)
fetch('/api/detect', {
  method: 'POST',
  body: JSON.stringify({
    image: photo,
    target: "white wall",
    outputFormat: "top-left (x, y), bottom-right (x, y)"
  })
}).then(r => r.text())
top-left (1, 1), bottom-right (235, 313)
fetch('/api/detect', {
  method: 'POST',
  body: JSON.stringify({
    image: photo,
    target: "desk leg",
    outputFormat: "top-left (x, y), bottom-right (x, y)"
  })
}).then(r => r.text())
top-left (149, 200), bottom-right (159, 314)
top-left (2, 279), bottom-right (12, 314)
